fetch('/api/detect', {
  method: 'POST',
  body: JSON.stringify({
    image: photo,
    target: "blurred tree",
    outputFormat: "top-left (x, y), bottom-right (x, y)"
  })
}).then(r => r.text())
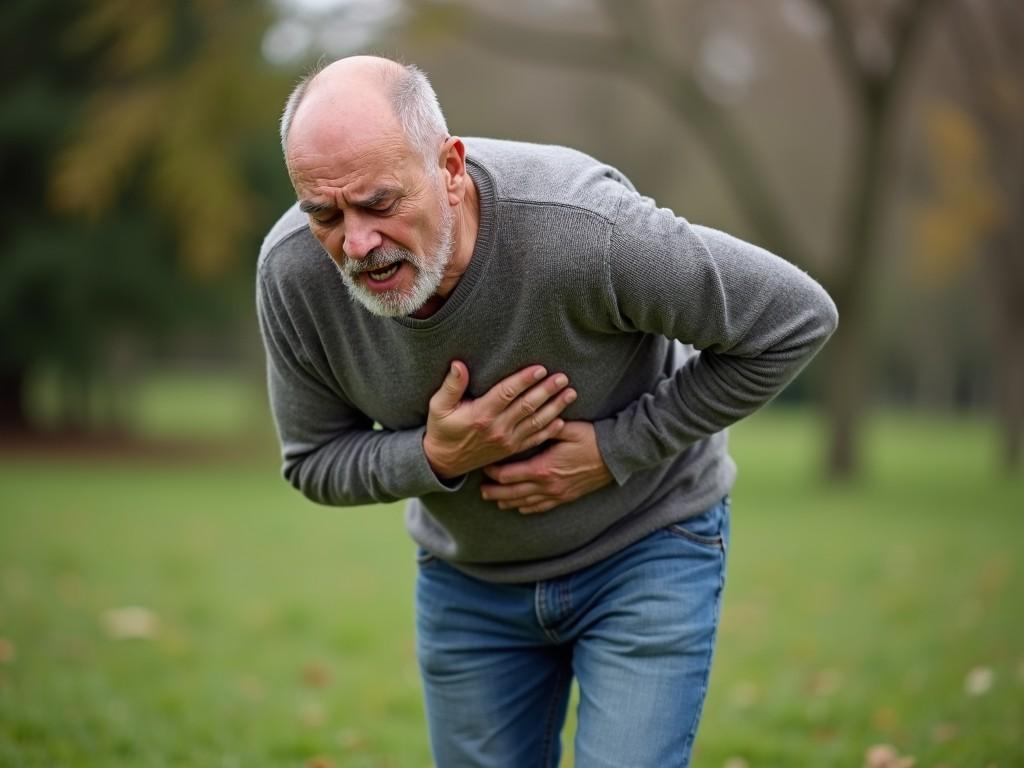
top-left (921, 0), bottom-right (1024, 471)
top-left (0, 0), bottom-right (293, 433)
top-left (402, 0), bottom-right (946, 479)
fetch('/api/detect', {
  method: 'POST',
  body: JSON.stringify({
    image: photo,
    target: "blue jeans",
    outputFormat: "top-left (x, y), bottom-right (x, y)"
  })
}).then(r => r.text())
top-left (415, 496), bottom-right (730, 768)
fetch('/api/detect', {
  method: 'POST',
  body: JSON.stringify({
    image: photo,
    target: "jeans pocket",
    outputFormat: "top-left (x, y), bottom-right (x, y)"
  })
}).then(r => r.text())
top-left (665, 496), bottom-right (729, 550)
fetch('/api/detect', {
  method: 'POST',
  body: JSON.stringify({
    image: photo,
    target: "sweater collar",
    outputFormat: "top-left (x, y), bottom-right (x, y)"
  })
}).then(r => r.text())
top-left (392, 156), bottom-right (497, 329)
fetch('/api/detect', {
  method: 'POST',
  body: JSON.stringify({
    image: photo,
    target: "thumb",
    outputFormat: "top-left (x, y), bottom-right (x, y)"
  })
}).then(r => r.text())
top-left (433, 360), bottom-right (469, 411)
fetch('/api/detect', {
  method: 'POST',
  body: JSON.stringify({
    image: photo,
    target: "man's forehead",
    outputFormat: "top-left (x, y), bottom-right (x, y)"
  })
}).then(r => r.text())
top-left (288, 127), bottom-right (413, 193)
top-left (290, 72), bottom-right (400, 149)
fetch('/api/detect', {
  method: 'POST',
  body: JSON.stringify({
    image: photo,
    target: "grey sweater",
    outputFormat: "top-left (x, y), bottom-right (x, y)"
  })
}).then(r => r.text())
top-left (257, 138), bottom-right (838, 583)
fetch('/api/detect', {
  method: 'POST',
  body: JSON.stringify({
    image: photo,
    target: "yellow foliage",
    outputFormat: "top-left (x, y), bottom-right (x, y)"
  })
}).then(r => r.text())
top-left (52, 0), bottom-right (285, 282)
top-left (910, 102), bottom-right (1004, 286)
top-left (51, 86), bottom-right (165, 217)
top-left (65, 0), bottom-right (173, 78)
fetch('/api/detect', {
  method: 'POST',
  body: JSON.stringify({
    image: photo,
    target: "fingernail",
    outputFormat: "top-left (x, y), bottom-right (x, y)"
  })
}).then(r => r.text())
top-left (565, 389), bottom-right (577, 402)
top-left (450, 363), bottom-right (458, 376)
top-left (534, 368), bottom-right (546, 381)
top-left (555, 374), bottom-right (568, 387)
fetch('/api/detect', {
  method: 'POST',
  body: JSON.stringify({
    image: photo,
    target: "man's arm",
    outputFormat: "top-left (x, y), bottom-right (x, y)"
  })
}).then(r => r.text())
top-left (593, 214), bottom-right (838, 483)
top-left (257, 271), bottom-right (575, 505)
top-left (482, 192), bottom-right (837, 512)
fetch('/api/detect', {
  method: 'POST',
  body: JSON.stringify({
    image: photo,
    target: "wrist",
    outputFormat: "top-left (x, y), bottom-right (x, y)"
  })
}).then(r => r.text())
top-left (423, 432), bottom-right (459, 480)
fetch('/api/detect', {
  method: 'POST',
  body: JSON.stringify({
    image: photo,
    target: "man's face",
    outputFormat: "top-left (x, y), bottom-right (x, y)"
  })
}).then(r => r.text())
top-left (288, 130), bottom-right (456, 317)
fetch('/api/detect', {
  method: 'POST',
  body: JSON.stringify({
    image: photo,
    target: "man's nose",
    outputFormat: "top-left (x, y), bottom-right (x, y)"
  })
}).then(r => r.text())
top-left (341, 214), bottom-right (382, 261)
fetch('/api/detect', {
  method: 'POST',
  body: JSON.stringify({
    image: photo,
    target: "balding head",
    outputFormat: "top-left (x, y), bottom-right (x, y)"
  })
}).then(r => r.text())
top-left (281, 55), bottom-right (448, 175)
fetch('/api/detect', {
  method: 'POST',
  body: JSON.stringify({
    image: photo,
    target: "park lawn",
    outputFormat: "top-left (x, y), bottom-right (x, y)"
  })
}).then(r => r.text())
top-left (0, 408), bottom-right (1021, 767)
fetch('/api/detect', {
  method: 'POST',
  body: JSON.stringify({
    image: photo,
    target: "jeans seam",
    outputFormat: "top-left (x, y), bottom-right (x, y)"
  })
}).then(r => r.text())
top-left (538, 659), bottom-right (569, 768)
top-left (679, 550), bottom-right (727, 762)
top-left (535, 582), bottom-right (560, 643)
top-left (664, 525), bottom-right (725, 549)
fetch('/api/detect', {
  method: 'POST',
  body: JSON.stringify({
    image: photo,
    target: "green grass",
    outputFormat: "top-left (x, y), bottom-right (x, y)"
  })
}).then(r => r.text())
top-left (0, 408), bottom-right (1021, 767)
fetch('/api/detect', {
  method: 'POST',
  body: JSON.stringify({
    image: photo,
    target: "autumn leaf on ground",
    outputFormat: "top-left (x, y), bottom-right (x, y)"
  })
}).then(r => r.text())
top-left (102, 606), bottom-right (160, 639)
top-left (302, 661), bottom-right (332, 688)
top-left (964, 665), bottom-right (994, 696)
top-left (864, 743), bottom-right (915, 768)
top-left (0, 637), bottom-right (14, 663)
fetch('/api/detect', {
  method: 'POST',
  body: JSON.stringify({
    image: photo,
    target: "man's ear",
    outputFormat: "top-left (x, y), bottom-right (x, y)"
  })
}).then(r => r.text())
top-left (440, 136), bottom-right (467, 203)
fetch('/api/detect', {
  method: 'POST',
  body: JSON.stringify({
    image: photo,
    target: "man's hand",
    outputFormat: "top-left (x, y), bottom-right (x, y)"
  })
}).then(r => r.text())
top-left (423, 361), bottom-right (577, 480)
top-left (479, 421), bottom-right (613, 514)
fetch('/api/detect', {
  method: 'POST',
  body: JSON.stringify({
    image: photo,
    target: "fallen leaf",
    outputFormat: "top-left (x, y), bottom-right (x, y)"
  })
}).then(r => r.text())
top-left (102, 606), bottom-right (159, 639)
top-left (0, 638), bottom-right (14, 664)
top-left (723, 758), bottom-right (749, 768)
top-left (730, 680), bottom-right (759, 709)
top-left (306, 757), bottom-right (334, 768)
top-left (302, 662), bottom-right (332, 688)
top-left (864, 744), bottom-right (916, 768)
top-left (805, 668), bottom-right (843, 697)
top-left (931, 722), bottom-right (958, 743)
top-left (813, 726), bottom-right (839, 743)
top-left (870, 706), bottom-right (900, 732)
top-left (865, 745), bottom-right (898, 768)
top-left (964, 666), bottom-right (994, 696)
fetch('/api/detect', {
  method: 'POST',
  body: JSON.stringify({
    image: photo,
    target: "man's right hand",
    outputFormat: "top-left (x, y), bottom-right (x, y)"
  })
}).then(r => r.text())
top-left (423, 361), bottom-right (576, 480)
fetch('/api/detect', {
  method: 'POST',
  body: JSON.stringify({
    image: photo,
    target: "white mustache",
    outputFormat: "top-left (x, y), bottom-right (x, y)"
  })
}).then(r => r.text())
top-left (345, 247), bottom-right (413, 276)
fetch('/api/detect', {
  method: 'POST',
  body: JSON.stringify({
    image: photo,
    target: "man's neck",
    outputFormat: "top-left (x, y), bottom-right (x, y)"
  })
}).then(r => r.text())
top-left (410, 174), bottom-right (480, 319)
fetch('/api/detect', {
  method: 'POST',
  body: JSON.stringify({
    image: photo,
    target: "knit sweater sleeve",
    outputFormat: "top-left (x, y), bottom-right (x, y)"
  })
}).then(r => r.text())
top-left (256, 267), bottom-right (464, 506)
top-left (591, 190), bottom-right (838, 484)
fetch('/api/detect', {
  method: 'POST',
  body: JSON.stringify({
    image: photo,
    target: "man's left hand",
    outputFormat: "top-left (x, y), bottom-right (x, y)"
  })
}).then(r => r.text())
top-left (480, 421), bottom-right (613, 514)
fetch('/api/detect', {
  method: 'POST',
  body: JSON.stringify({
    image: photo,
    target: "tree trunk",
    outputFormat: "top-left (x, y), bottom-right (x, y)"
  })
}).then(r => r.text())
top-left (991, 234), bottom-right (1024, 473)
top-left (823, 308), bottom-right (869, 479)
top-left (0, 369), bottom-right (29, 434)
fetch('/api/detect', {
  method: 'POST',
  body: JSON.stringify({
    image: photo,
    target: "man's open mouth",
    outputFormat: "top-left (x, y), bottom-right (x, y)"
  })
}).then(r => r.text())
top-left (366, 262), bottom-right (401, 283)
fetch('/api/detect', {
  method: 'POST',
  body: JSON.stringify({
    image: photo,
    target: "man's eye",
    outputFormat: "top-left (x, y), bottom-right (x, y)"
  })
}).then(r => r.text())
top-left (312, 212), bottom-right (340, 226)
top-left (371, 200), bottom-right (398, 214)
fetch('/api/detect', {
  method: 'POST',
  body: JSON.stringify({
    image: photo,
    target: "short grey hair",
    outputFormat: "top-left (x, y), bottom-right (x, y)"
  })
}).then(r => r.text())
top-left (280, 57), bottom-right (449, 173)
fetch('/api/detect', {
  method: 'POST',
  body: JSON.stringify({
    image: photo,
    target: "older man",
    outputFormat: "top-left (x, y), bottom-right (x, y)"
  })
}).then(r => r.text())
top-left (258, 55), bottom-right (837, 767)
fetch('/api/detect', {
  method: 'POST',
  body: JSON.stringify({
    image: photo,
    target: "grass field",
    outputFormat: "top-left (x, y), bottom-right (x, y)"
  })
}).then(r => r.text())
top-left (1, 407), bottom-right (1021, 767)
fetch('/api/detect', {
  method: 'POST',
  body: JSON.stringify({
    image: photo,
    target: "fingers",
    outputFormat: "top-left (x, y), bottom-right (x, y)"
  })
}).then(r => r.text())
top-left (480, 365), bottom-right (551, 413)
top-left (481, 480), bottom-right (551, 513)
top-left (518, 499), bottom-right (559, 515)
top-left (480, 481), bottom-right (542, 501)
top-left (510, 381), bottom-right (576, 438)
top-left (482, 458), bottom-right (540, 485)
top-left (429, 361), bottom-right (470, 415)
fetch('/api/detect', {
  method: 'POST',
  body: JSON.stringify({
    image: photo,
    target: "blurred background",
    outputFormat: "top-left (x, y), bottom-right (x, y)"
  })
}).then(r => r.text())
top-left (1, 0), bottom-right (1021, 766)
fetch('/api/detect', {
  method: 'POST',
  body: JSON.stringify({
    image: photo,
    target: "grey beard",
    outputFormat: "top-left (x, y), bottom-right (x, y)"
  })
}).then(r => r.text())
top-left (336, 205), bottom-right (455, 318)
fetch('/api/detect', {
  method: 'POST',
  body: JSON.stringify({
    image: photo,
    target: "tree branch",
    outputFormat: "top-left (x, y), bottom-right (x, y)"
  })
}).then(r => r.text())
top-left (816, 0), bottom-right (872, 106)
top-left (425, 0), bottom-right (813, 266)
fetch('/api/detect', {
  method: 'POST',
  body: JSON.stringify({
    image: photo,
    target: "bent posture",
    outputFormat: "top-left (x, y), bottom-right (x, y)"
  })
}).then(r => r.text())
top-left (258, 55), bottom-right (837, 767)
